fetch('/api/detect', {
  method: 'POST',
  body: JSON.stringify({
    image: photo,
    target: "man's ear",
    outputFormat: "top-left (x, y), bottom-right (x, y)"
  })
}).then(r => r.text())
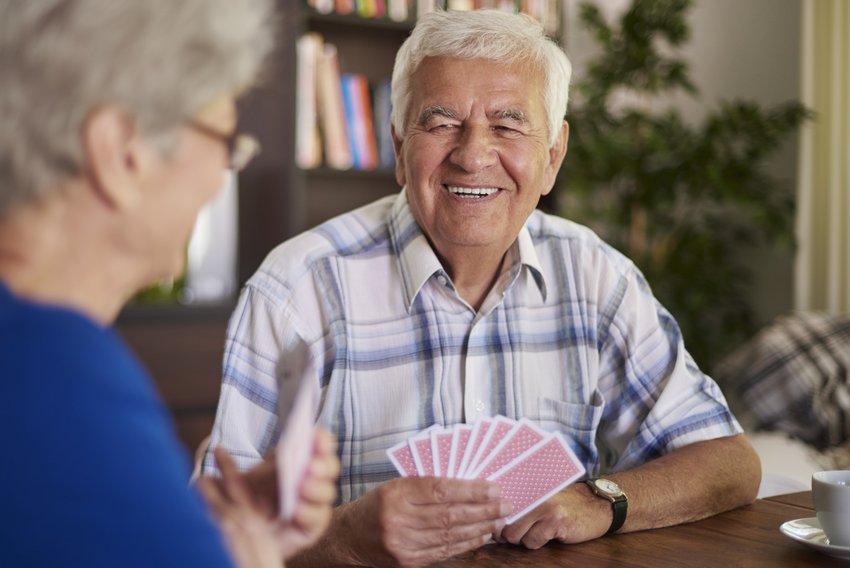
top-left (541, 120), bottom-right (569, 197)
top-left (391, 124), bottom-right (406, 187)
top-left (81, 106), bottom-right (144, 210)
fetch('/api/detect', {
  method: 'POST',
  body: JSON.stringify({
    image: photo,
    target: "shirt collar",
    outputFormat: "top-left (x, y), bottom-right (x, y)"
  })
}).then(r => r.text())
top-left (515, 223), bottom-right (548, 302)
top-left (389, 189), bottom-right (549, 310)
top-left (389, 189), bottom-right (444, 311)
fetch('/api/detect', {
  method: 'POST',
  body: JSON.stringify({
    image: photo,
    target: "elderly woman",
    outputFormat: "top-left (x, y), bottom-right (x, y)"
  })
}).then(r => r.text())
top-left (0, 1), bottom-right (337, 567)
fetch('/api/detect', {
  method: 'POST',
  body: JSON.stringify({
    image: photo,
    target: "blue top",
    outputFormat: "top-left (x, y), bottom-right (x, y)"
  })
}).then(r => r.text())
top-left (0, 282), bottom-right (233, 567)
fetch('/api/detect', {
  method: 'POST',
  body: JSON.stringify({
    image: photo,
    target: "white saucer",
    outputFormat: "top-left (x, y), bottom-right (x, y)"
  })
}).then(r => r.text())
top-left (780, 517), bottom-right (850, 560)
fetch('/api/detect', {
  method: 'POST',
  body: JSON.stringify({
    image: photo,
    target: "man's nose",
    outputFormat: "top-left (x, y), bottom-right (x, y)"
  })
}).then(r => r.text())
top-left (449, 126), bottom-right (498, 172)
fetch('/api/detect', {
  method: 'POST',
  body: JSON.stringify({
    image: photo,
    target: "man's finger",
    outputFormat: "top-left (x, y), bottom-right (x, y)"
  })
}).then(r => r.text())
top-left (414, 514), bottom-right (507, 547)
top-left (400, 494), bottom-right (511, 532)
top-left (406, 477), bottom-right (502, 505)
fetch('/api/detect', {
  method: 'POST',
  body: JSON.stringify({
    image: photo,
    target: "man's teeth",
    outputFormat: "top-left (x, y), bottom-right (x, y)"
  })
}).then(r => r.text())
top-left (446, 186), bottom-right (499, 199)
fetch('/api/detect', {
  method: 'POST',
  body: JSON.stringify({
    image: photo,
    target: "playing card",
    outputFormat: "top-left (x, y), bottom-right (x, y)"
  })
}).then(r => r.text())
top-left (387, 439), bottom-right (419, 477)
top-left (275, 341), bottom-right (320, 520)
top-left (464, 416), bottom-right (515, 479)
top-left (487, 432), bottom-right (585, 524)
top-left (447, 425), bottom-right (473, 478)
top-left (455, 418), bottom-right (492, 479)
top-left (468, 418), bottom-right (546, 480)
top-left (431, 429), bottom-right (454, 477)
top-left (409, 428), bottom-right (438, 476)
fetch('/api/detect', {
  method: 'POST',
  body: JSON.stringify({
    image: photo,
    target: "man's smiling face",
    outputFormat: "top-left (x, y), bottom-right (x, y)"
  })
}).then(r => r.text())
top-left (393, 56), bottom-right (567, 262)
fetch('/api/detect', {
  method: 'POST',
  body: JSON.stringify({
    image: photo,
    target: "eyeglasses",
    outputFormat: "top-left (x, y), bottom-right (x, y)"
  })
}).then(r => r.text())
top-left (185, 119), bottom-right (261, 172)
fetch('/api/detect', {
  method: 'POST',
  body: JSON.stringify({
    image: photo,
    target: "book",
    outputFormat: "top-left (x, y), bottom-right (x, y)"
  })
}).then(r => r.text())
top-left (310, 0), bottom-right (335, 14)
top-left (373, 78), bottom-right (395, 169)
top-left (479, 0), bottom-right (518, 11)
top-left (295, 33), bottom-right (323, 170)
top-left (446, 0), bottom-right (474, 10)
top-left (417, 0), bottom-right (437, 18)
top-left (340, 74), bottom-right (362, 169)
top-left (316, 43), bottom-right (353, 170)
top-left (356, 0), bottom-right (377, 18)
top-left (354, 75), bottom-right (379, 170)
top-left (335, 0), bottom-right (356, 14)
top-left (341, 74), bottom-right (378, 170)
top-left (387, 0), bottom-right (409, 21)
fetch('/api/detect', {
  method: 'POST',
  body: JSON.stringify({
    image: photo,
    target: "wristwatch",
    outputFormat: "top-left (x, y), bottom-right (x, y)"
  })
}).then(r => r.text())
top-left (585, 478), bottom-right (628, 534)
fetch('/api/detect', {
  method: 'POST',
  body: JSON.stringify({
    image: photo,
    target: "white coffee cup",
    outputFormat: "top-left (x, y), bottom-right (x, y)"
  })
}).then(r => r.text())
top-left (812, 470), bottom-right (850, 546)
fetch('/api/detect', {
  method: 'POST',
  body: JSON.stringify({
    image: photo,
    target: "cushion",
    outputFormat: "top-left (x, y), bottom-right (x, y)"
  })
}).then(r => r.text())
top-left (713, 311), bottom-right (850, 450)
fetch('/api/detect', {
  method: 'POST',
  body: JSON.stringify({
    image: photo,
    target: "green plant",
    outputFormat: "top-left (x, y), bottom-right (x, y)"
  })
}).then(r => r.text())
top-left (558, 0), bottom-right (810, 370)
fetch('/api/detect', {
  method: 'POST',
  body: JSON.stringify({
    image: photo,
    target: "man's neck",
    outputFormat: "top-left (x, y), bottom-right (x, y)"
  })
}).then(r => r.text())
top-left (438, 244), bottom-right (511, 312)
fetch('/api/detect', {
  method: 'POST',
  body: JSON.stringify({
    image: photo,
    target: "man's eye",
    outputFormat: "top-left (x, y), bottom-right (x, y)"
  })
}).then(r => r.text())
top-left (427, 123), bottom-right (460, 134)
top-left (495, 125), bottom-right (521, 135)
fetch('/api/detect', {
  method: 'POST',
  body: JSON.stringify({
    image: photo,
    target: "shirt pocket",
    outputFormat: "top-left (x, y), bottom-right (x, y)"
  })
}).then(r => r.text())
top-left (536, 394), bottom-right (603, 473)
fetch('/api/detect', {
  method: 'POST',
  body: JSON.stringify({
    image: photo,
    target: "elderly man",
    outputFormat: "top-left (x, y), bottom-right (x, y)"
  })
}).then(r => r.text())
top-left (0, 2), bottom-right (338, 567)
top-left (204, 9), bottom-right (761, 567)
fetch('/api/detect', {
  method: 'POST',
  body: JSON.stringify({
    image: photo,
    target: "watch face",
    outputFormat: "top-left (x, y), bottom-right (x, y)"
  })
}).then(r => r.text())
top-left (594, 478), bottom-right (623, 496)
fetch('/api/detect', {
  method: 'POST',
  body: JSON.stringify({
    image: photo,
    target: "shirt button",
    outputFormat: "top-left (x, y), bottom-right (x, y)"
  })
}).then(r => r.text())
top-left (474, 400), bottom-right (485, 413)
top-left (437, 275), bottom-right (448, 286)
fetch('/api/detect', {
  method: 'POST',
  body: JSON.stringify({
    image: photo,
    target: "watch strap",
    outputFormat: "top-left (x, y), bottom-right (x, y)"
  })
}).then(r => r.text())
top-left (608, 493), bottom-right (627, 534)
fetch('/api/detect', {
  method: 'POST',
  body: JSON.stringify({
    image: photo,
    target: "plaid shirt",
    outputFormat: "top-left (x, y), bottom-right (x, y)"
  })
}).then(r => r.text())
top-left (203, 190), bottom-right (741, 502)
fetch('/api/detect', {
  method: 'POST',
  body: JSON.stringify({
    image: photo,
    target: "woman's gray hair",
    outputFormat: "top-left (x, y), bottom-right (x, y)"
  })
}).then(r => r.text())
top-left (390, 9), bottom-right (572, 148)
top-left (0, 0), bottom-right (274, 217)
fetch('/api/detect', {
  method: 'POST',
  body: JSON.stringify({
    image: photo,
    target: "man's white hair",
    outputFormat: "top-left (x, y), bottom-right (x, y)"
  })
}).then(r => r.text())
top-left (391, 9), bottom-right (572, 148)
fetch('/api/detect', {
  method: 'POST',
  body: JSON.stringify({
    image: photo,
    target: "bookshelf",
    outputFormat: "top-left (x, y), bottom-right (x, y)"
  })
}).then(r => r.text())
top-left (290, 7), bottom-right (412, 233)
top-left (118, 0), bottom-right (563, 456)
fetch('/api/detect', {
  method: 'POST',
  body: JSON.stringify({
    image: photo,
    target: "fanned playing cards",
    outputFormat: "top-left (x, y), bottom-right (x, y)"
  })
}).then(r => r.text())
top-left (386, 416), bottom-right (585, 523)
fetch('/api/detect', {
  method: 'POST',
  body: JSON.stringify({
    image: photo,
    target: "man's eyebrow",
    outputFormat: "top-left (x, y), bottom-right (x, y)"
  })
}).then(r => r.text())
top-left (491, 109), bottom-right (528, 123)
top-left (417, 106), bottom-right (459, 125)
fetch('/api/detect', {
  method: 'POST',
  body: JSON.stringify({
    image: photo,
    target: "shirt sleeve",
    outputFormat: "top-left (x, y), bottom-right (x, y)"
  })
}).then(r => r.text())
top-left (593, 259), bottom-right (742, 472)
top-left (203, 283), bottom-right (292, 474)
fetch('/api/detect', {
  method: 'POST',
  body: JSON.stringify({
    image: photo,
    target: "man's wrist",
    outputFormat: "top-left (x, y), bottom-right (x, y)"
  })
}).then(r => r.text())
top-left (335, 500), bottom-right (371, 566)
top-left (576, 481), bottom-right (618, 538)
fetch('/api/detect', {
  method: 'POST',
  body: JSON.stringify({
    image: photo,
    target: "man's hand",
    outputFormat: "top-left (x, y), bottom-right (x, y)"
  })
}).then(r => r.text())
top-left (495, 482), bottom-right (609, 549)
top-left (294, 476), bottom-right (511, 568)
top-left (496, 434), bottom-right (761, 550)
top-left (346, 477), bottom-right (511, 568)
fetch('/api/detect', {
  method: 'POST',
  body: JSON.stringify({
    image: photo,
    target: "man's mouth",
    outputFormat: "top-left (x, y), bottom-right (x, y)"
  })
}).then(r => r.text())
top-left (444, 185), bottom-right (500, 199)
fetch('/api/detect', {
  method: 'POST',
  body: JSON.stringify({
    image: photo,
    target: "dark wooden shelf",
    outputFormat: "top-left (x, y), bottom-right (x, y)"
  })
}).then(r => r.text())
top-left (117, 304), bottom-right (231, 455)
top-left (118, 300), bottom-right (236, 323)
top-left (303, 166), bottom-right (397, 179)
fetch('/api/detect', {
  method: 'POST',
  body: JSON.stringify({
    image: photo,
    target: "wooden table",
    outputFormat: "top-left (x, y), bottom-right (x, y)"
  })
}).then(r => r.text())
top-left (434, 492), bottom-right (847, 567)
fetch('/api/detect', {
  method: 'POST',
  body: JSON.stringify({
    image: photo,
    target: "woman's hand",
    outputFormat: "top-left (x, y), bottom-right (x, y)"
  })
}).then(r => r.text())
top-left (275, 428), bottom-right (340, 559)
top-left (197, 448), bottom-right (285, 568)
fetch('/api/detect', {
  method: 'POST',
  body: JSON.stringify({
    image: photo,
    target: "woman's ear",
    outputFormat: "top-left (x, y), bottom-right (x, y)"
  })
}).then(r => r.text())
top-left (81, 106), bottom-right (144, 210)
